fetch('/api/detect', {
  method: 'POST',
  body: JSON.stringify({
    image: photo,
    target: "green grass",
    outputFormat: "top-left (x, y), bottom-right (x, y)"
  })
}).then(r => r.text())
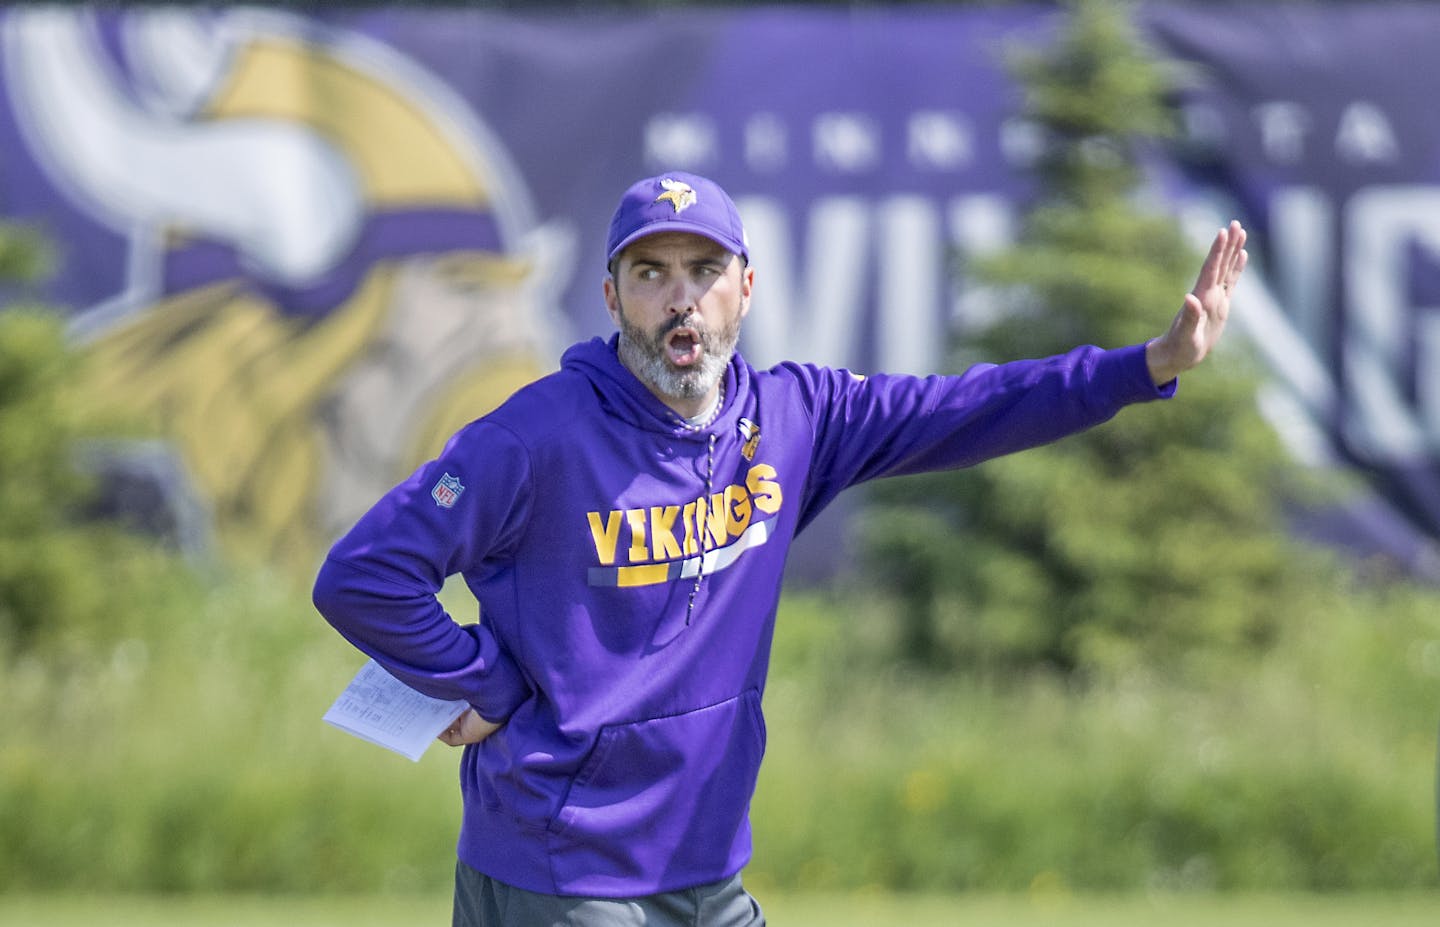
top-left (3, 892), bottom-right (1439, 927)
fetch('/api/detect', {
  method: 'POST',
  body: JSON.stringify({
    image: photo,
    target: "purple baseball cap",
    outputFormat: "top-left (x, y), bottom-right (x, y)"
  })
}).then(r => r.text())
top-left (605, 171), bottom-right (749, 265)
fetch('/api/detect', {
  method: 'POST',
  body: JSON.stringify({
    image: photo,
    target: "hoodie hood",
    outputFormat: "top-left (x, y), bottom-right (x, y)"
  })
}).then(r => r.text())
top-left (561, 334), bottom-right (749, 438)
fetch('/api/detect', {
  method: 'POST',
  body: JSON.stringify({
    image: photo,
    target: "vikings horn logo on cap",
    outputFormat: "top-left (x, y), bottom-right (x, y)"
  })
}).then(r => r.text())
top-left (655, 178), bottom-right (698, 214)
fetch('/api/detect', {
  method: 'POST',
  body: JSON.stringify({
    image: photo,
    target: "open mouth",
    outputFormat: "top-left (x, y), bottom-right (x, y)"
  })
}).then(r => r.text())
top-left (665, 327), bottom-right (704, 367)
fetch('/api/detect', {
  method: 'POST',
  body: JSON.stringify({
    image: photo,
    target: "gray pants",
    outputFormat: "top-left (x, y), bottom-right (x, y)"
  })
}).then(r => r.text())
top-left (452, 860), bottom-right (766, 927)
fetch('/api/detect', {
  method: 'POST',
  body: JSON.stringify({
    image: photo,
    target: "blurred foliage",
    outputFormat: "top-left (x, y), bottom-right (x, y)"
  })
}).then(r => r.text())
top-left (5, 581), bottom-right (1434, 894)
top-left (857, 0), bottom-right (1337, 677)
top-left (0, 229), bottom-right (201, 660)
top-left (752, 590), bottom-right (1440, 893)
top-left (0, 223), bottom-right (53, 284)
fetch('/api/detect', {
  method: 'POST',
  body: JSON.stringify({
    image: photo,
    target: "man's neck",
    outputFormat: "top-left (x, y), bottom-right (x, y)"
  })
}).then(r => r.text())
top-left (681, 381), bottom-right (724, 429)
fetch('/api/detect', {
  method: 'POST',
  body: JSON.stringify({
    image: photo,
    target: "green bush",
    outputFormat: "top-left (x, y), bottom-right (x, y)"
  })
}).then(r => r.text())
top-left (749, 589), bottom-right (1440, 893)
top-left (0, 563), bottom-right (466, 894)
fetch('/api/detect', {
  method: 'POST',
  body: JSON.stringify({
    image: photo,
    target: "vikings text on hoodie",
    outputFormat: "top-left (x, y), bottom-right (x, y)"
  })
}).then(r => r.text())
top-left (312, 335), bottom-right (1173, 896)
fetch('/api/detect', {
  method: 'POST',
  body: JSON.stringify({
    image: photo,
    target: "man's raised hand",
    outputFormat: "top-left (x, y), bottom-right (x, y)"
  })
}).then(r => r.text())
top-left (1145, 220), bottom-right (1249, 386)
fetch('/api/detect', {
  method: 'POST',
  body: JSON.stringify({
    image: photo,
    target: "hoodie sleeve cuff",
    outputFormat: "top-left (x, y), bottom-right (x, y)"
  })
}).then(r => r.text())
top-left (1110, 342), bottom-right (1177, 402)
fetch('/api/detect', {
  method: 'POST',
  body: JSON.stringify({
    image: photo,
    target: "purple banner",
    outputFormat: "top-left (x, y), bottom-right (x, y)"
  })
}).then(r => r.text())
top-left (1142, 3), bottom-right (1440, 574)
top-left (1, 4), bottom-right (1437, 572)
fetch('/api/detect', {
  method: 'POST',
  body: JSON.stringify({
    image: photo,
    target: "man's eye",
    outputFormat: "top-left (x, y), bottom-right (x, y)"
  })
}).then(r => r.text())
top-left (637, 268), bottom-right (660, 281)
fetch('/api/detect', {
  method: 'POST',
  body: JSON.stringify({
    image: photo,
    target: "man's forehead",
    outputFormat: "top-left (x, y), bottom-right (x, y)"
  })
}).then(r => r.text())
top-left (617, 231), bottom-right (735, 263)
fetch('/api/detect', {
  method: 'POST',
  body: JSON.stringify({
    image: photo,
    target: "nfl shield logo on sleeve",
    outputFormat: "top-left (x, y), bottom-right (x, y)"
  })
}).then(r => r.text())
top-left (431, 473), bottom-right (464, 508)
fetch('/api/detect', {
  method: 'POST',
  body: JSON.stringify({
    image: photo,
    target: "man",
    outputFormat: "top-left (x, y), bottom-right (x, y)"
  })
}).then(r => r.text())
top-left (312, 170), bottom-right (1248, 925)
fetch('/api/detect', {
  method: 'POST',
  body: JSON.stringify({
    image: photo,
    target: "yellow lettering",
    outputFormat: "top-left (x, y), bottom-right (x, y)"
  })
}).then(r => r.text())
top-left (592, 469), bottom-right (782, 569)
top-left (681, 500), bottom-right (698, 555)
top-left (724, 484), bottom-right (752, 538)
top-left (626, 508), bottom-right (649, 563)
top-left (587, 511), bottom-right (623, 565)
top-left (650, 505), bottom-right (683, 560)
top-left (705, 492), bottom-right (729, 548)
top-left (746, 464), bottom-right (783, 515)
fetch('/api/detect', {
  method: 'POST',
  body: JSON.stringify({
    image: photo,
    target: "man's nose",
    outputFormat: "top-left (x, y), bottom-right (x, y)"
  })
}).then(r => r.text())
top-left (665, 278), bottom-right (699, 315)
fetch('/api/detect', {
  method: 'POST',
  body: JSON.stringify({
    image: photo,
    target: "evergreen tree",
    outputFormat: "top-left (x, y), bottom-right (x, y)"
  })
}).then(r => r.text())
top-left (859, 0), bottom-right (1324, 676)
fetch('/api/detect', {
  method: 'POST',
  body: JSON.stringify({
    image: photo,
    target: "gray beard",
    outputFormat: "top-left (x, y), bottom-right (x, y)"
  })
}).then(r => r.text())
top-left (614, 301), bottom-right (738, 402)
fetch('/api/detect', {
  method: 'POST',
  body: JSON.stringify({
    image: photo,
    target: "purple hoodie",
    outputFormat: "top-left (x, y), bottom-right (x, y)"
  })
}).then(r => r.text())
top-left (312, 334), bottom-right (1171, 897)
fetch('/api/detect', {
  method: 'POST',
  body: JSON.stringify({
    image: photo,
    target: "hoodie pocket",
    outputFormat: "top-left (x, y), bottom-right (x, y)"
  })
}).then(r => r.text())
top-left (546, 689), bottom-right (766, 895)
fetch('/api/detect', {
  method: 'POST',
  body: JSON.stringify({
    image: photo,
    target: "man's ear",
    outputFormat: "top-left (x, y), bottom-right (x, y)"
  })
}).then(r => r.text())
top-left (739, 263), bottom-right (755, 319)
top-left (603, 274), bottom-right (621, 326)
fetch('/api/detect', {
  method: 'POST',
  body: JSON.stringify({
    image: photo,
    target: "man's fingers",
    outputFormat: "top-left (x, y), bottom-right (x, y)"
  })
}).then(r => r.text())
top-left (1222, 222), bottom-right (1247, 282)
top-left (1199, 221), bottom-right (1248, 295)
top-left (439, 710), bottom-right (471, 746)
top-left (438, 708), bottom-right (503, 747)
top-left (1198, 226), bottom-right (1230, 292)
top-left (1229, 239), bottom-right (1249, 290)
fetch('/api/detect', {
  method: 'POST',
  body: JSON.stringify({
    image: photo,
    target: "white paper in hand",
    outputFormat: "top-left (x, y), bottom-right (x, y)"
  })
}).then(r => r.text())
top-left (324, 658), bottom-right (470, 761)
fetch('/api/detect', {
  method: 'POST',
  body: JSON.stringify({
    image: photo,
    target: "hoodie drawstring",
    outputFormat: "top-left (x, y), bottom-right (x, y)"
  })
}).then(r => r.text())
top-left (685, 432), bottom-right (717, 626)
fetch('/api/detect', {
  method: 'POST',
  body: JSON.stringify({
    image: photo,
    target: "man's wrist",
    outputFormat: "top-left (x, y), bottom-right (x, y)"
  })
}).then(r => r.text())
top-left (1145, 338), bottom-right (1180, 387)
